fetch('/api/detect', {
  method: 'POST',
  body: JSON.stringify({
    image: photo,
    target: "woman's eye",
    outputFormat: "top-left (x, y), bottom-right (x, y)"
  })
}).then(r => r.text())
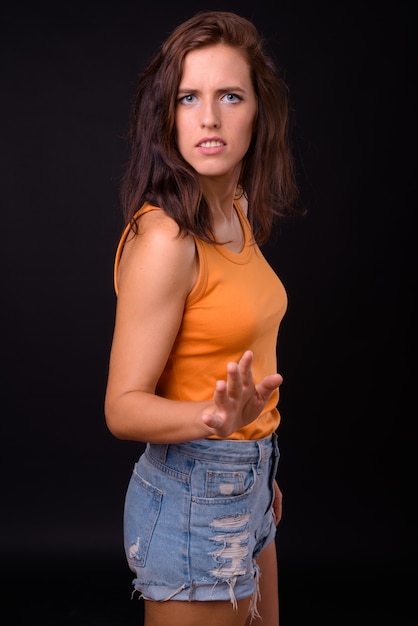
top-left (179, 94), bottom-right (197, 104)
top-left (222, 93), bottom-right (242, 103)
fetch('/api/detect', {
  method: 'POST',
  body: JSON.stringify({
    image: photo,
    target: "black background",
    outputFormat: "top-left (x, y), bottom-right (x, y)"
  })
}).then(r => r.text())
top-left (2, 1), bottom-right (415, 624)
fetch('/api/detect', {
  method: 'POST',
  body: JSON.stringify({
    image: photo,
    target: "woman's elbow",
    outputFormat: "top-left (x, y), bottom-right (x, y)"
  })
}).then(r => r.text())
top-left (104, 397), bottom-right (128, 440)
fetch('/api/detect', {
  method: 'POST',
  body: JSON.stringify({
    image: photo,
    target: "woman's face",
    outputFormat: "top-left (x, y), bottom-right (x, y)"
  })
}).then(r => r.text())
top-left (175, 44), bottom-right (257, 182)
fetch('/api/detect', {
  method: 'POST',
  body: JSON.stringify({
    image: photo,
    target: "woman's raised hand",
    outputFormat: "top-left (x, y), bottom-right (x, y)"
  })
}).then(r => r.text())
top-left (201, 350), bottom-right (283, 438)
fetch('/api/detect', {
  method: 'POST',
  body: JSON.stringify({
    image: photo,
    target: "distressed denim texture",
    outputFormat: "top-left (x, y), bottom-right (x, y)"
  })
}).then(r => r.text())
top-left (124, 434), bottom-right (279, 611)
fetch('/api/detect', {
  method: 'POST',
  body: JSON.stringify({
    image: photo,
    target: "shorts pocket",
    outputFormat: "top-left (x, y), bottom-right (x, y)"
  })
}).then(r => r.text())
top-left (205, 469), bottom-right (247, 498)
top-left (123, 467), bottom-right (163, 568)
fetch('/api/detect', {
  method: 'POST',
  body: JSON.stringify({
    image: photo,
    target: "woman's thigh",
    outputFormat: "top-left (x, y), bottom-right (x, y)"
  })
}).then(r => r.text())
top-left (144, 597), bottom-right (252, 626)
top-left (246, 540), bottom-right (279, 626)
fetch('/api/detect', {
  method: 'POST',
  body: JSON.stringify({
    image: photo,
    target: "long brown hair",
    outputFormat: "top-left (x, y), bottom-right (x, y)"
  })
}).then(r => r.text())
top-left (120, 10), bottom-right (300, 244)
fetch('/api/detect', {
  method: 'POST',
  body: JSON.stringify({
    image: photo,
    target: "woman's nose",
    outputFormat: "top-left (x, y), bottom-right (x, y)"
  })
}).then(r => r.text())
top-left (200, 102), bottom-right (220, 128)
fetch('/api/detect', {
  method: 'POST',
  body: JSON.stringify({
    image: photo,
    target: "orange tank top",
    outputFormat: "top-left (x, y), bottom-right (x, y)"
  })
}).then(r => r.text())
top-left (114, 201), bottom-right (287, 440)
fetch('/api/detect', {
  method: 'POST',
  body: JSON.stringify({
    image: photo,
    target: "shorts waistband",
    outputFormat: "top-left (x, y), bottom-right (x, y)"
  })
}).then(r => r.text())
top-left (148, 433), bottom-right (277, 465)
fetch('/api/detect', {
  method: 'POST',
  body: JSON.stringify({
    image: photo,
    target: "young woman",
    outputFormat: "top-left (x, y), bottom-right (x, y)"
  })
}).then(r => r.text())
top-left (105, 10), bottom-right (300, 626)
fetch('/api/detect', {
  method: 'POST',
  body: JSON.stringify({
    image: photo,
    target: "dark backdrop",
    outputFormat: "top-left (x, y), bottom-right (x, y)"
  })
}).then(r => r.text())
top-left (2, 1), bottom-right (414, 624)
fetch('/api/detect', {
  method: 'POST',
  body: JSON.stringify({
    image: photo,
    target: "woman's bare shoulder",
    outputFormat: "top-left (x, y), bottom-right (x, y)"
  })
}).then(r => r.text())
top-left (118, 209), bottom-right (197, 293)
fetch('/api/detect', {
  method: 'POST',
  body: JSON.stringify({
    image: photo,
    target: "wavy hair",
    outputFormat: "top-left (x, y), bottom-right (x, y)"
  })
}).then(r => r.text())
top-left (120, 10), bottom-right (300, 243)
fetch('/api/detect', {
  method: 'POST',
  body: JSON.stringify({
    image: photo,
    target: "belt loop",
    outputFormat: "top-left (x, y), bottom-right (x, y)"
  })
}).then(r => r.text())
top-left (256, 440), bottom-right (262, 474)
top-left (272, 432), bottom-right (279, 458)
top-left (149, 443), bottom-right (169, 462)
top-left (159, 443), bottom-right (169, 462)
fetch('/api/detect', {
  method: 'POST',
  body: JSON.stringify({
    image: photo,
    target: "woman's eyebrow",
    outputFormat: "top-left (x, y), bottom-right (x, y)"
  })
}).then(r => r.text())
top-left (177, 86), bottom-right (247, 95)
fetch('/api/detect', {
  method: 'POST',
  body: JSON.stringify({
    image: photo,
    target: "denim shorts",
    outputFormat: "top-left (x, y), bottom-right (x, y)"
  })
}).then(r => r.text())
top-left (123, 433), bottom-right (279, 607)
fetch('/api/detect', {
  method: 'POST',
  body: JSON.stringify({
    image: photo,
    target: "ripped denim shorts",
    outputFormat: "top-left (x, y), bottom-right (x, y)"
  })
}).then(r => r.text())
top-left (123, 434), bottom-right (279, 609)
